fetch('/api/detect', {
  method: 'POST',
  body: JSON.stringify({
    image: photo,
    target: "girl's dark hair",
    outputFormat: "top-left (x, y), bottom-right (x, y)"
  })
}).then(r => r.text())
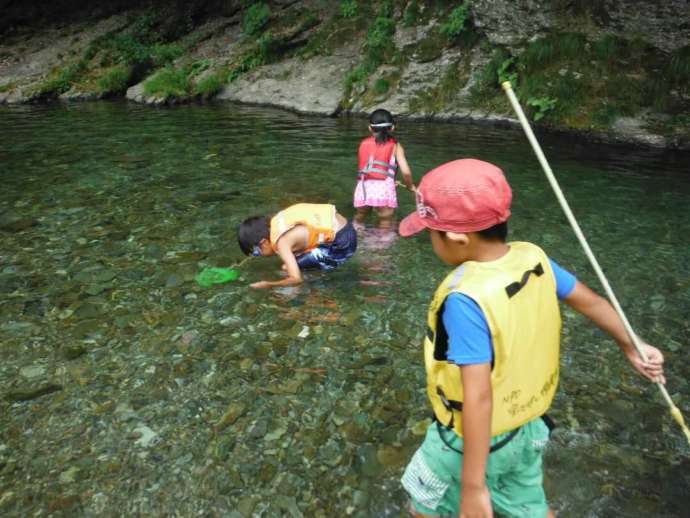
top-left (477, 222), bottom-right (508, 242)
top-left (237, 216), bottom-right (271, 255)
top-left (369, 108), bottom-right (395, 144)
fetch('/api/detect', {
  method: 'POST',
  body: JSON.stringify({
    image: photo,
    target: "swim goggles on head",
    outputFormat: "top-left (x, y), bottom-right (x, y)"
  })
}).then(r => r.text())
top-left (251, 245), bottom-right (262, 257)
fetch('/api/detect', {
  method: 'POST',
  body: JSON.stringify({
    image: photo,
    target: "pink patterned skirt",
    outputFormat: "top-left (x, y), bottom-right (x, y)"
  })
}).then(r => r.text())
top-left (353, 177), bottom-right (398, 208)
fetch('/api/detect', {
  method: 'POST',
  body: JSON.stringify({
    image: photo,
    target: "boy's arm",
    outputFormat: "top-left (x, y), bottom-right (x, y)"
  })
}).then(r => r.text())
top-left (564, 280), bottom-right (665, 383)
top-left (394, 143), bottom-right (415, 191)
top-left (249, 231), bottom-right (304, 289)
top-left (459, 362), bottom-right (493, 518)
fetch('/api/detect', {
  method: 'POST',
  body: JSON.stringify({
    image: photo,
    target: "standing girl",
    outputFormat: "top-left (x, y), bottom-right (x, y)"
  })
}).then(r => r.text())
top-left (353, 109), bottom-right (415, 228)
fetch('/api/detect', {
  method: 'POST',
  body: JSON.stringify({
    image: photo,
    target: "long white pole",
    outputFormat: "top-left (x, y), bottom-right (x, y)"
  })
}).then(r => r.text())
top-left (501, 81), bottom-right (690, 445)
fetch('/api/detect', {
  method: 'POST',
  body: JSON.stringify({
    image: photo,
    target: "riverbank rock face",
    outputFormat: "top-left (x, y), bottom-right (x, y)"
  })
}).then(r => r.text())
top-left (471, 0), bottom-right (690, 52)
top-left (217, 43), bottom-right (359, 116)
top-left (0, 1), bottom-right (688, 148)
top-left (0, 15), bottom-right (128, 100)
top-left (604, 0), bottom-right (690, 53)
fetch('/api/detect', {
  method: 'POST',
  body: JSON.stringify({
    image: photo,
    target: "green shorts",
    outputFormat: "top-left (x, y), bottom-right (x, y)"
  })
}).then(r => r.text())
top-left (401, 417), bottom-right (551, 518)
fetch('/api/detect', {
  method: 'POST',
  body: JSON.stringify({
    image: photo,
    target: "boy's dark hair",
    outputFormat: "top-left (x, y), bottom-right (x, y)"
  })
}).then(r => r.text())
top-left (369, 108), bottom-right (395, 144)
top-left (237, 216), bottom-right (271, 255)
top-left (477, 222), bottom-right (508, 242)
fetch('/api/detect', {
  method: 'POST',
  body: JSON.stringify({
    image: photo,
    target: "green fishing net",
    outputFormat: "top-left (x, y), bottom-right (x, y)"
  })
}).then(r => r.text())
top-left (195, 267), bottom-right (240, 287)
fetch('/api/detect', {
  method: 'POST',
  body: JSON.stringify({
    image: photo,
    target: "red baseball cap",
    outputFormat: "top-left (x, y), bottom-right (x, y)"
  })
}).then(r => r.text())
top-left (399, 158), bottom-right (512, 237)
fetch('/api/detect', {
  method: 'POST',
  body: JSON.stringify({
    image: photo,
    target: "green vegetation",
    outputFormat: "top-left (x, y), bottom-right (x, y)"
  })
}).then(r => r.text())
top-left (469, 30), bottom-right (688, 130)
top-left (0, 81), bottom-right (16, 93)
top-left (344, 12), bottom-right (396, 99)
top-left (96, 65), bottom-right (131, 95)
top-left (373, 78), bottom-right (390, 95)
top-left (228, 32), bottom-right (274, 82)
top-left (527, 96), bottom-right (557, 121)
top-left (30, 12), bottom-right (189, 99)
top-left (403, 0), bottom-right (420, 27)
top-left (242, 2), bottom-right (271, 36)
top-left (194, 69), bottom-right (229, 98)
top-left (439, 3), bottom-right (470, 40)
top-left (33, 61), bottom-right (87, 96)
top-left (143, 66), bottom-right (190, 98)
top-left (341, 0), bottom-right (358, 19)
top-left (667, 45), bottom-right (690, 96)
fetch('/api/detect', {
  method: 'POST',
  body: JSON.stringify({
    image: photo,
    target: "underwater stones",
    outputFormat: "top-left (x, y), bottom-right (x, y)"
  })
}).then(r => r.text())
top-left (73, 267), bottom-right (117, 284)
top-left (237, 496), bottom-right (260, 517)
top-left (353, 444), bottom-right (382, 478)
top-left (19, 364), bottom-right (46, 380)
top-left (219, 315), bottom-right (242, 327)
top-left (376, 444), bottom-right (406, 470)
top-left (70, 319), bottom-right (103, 338)
top-left (131, 425), bottom-right (160, 448)
top-left (58, 466), bottom-right (80, 484)
top-left (247, 418), bottom-right (270, 440)
top-left (73, 301), bottom-right (104, 319)
top-left (214, 401), bottom-right (247, 432)
top-left (5, 383), bottom-right (62, 402)
top-left (0, 216), bottom-right (38, 233)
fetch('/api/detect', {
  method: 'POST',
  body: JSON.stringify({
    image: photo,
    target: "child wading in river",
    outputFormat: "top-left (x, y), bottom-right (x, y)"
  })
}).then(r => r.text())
top-left (237, 203), bottom-right (357, 289)
top-left (397, 158), bottom-right (665, 518)
top-left (354, 109), bottom-right (415, 228)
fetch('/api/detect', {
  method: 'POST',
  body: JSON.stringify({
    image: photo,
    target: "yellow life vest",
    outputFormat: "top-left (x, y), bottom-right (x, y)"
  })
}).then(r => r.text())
top-left (270, 203), bottom-right (337, 253)
top-left (425, 241), bottom-right (561, 437)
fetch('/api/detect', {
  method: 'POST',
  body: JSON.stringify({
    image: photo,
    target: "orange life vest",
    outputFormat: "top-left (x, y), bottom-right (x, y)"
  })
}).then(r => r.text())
top-left (269, 204), bottom-right (338, 253)
top-left (357, 136), bottom-right (397, 181)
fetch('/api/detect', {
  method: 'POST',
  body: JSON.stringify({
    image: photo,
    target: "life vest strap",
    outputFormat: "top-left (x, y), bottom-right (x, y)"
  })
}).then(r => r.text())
top-left (358, 169), bottom-right (396, 178)
top-left (505, 262), bottom-right (544, 298)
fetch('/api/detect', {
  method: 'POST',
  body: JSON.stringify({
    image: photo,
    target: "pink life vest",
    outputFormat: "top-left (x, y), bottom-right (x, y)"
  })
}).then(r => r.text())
top-left (357, 136), bottom-right (397, 181)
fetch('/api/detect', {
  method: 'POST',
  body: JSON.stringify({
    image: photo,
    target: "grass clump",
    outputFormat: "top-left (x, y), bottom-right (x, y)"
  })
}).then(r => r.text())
top-left (242, 2), bottom-right (271, 36)
top-left (228, 32), bottom-right (275, 82)
top-left (403, 0), bottom-right (420, 27)
top-left (143, 66), bottom-right (190, 98)
top-left (0, 81), bottom-right (16, 93)
top-left (373, 78), bottom-right (390, 95)
top-left (439, 3), bottom-right (470, 40)
top-left (194, 69), bottom-right (229, 98)
top-left (35, 61), bottom-right (87, 96)
top-left (344, 14), bottom-right (396, 99)
top-left (470, 30), bottom-right (686, 128)
top-left (341, 0), bottom-right (358, 18)
top-left (96, 65), bottom-right (131, 95)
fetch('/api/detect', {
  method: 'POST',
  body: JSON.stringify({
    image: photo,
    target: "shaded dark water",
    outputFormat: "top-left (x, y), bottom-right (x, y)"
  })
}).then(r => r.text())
top-left (0, 102), bottom-right (688, 517)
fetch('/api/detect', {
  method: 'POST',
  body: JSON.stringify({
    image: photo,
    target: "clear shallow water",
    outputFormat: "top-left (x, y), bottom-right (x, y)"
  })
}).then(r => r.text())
top-left (0, 102), bottom-right (688, 517)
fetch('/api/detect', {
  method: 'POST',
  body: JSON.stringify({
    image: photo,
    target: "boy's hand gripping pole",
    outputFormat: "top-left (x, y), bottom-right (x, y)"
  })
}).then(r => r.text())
top-left (501, 81), bottom-right (690, 446)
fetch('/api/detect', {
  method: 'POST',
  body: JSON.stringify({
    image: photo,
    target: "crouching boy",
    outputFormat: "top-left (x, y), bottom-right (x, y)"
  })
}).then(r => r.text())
top-left (238, 203), bottom-right (357, 289)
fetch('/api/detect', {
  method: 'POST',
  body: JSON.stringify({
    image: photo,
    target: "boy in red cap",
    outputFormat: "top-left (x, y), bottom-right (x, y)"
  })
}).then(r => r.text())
top-left (398, 159), bottom-right (665, 517)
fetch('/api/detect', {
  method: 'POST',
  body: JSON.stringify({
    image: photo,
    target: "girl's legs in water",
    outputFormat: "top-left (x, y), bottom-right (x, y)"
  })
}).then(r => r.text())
top-left (376, 207), bottom-right (395, 229)
top-left (355, 207), bottom-right (371, 224)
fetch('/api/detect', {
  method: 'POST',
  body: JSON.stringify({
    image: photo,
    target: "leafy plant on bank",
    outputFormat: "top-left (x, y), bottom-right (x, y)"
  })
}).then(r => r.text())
top-left (242, 2), bottom-right (271, 36)
top-left (403, 0), bottom-right (419, 27)
top-left (439, 3), bottom-right (470, 40)
top-left (340, 0), bottom-right (358, 19)
top-left (96, 65), bottom-right (131, 95)
top-left (344, 14), bottom-right (396, 98)
top-left (193, 69), bottom-right (229, 98)
top-left (497, 57), bottom-right (517, 85)
top-left (228, 32), bottom-right (275, 82)
top-left (34, 61), bottom-right (87, 96)
top-left (527, 96), bottom-right (557, 121)
top-left (143, 66), bottom-right (190, 98)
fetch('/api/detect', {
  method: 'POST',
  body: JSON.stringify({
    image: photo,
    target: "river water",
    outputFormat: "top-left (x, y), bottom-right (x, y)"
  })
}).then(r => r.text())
top-left (0, 102), bottom-right (688, 517)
